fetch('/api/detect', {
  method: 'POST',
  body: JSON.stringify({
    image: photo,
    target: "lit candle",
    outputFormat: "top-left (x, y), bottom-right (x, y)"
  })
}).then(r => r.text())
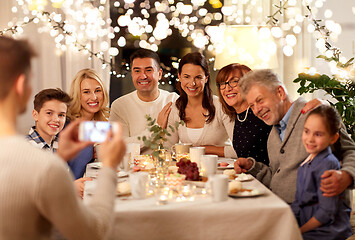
top-left (182, 185), bottom-right (191, 197)
top-left (157, 194), bottom-right (168, 205)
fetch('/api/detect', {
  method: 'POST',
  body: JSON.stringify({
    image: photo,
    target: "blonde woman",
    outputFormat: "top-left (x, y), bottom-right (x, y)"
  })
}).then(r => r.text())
top-left (68, 68), bottom-right (109, 121)
top-left (67, 68), bottom-right (110, 179)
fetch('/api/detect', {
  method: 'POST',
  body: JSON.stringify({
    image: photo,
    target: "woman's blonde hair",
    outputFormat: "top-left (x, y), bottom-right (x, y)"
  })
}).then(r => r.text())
top-left (68, 68), bottom-right (110, 121)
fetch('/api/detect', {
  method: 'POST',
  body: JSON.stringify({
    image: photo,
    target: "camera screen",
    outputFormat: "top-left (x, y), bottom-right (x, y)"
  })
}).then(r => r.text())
top-left (83, 121), bottom-right (112, 143)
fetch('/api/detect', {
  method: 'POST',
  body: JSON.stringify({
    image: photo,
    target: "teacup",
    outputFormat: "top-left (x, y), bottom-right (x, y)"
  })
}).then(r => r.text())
top-left (171, 143), bottom-right (192, 155)
top-left (189, 147), bottom-right (205, 168)
top-left (201, 155), bottom-right (218, 177)
top-left (122, 143), bottom-right (140, 170)
top-left (129, 172), bottom-right (149, 199)
top-left (209, 175), bottom-right (229, 202)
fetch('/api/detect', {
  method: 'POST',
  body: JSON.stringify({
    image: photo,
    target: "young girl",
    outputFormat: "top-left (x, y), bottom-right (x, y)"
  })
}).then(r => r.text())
top-left (291, 105), bottom-right (352, 239)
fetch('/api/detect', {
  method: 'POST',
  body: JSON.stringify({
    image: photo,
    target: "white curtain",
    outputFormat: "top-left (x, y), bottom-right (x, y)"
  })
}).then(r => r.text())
top-left (0, 0), bottom-right (110, 134)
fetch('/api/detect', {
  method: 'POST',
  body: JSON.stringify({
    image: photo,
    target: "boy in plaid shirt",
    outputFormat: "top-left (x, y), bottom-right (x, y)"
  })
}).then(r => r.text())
top-left (26, 88), bottom-right (70, 152)
top-left (26, 88), bottom-right (91, 198)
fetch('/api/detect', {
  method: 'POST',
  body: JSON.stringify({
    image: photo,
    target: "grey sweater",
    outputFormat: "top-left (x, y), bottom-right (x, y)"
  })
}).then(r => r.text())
top-left (249, 98), bottom-right (355, 203)
top-left (0, 136), bottom-right (117, 240)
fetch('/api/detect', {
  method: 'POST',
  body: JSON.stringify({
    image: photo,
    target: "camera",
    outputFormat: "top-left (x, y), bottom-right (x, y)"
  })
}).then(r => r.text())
top-left (78, 121), bottom-right (118, 143)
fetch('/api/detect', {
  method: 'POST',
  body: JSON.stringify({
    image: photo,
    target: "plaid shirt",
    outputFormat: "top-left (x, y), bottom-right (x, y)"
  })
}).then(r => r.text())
top-left (26, 126), bottom-right (58, 153)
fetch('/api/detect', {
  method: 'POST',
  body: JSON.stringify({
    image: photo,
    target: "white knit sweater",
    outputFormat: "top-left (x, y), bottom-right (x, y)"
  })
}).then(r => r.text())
top-left (166, 95), bottom-right (237, 158)
top-left (109, 89), bottom-right (178, 152)
top-left (0, 136), bottom-right (117, 240)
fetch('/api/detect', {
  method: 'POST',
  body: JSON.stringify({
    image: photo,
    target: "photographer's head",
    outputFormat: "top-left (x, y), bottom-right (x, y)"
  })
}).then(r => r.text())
top-left (239, 69), bottom-right (291, 126)
top-left (0, 36), bottom-right (36, 115)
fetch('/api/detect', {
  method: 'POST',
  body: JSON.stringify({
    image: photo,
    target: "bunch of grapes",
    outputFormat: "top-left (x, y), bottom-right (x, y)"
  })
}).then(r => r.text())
top-left (176, 158), bottom-right (200, 181)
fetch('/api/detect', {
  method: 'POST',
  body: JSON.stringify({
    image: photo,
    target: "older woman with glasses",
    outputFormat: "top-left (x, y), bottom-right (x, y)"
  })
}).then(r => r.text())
top-left (215, 63), bottom-right (326, 168)
top-left (216, 63), bottom-right (271, 166)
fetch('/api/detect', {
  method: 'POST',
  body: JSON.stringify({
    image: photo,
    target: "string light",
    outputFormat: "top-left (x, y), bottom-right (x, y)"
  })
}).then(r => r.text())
top-left (1, 0), bottom-right (351, 84)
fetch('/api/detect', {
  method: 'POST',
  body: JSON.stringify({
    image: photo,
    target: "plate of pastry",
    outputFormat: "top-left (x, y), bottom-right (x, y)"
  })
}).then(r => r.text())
top-left (185, 176), bottom-right (208, 188)
top-left (117, 171), bottom-right (129, 178)
top-left (116, 181), bottom-right (131, 196)
top-left (234, 173), bottom-right (253, 182)
top-left (217, 162), bottom-right (234, 170)
top-left (229, 188), bottom-right (264, 198)
top-left (88, 162), bottom-right (102, 169)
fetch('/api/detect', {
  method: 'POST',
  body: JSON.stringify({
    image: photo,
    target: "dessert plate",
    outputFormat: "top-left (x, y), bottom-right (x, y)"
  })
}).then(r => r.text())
top-left (117, 190), bottom-right (131, 197)
top-left (89, 162), bottom-right (102, 169)
top-left (234, 174), bottom-right (253, 182)
top-left (116, 181), bottom-right (131, 196)
top-left (185, 176), bottom-right (208, 188)
top-left (117, 171), bottom-right (129, 178)
top-left (185, 180), bottom-right (206, 188)
top-left (228, 189), bottom-right (265, 198)
top-left (217, 164), bottom-right (234, 170)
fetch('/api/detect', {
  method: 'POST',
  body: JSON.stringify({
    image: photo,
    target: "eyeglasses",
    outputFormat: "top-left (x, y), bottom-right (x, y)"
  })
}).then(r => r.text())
top-left (218, 79), bottom-right (239, 90)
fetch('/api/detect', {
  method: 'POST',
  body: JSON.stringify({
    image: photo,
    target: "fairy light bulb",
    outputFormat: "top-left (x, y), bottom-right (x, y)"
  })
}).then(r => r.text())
top-left (117, 36), bottom-right (126, 47)
top-left (283, 45), bottom-right (293, 56)
top-left (324, 9), bottom-right (333, 18)
top-left (325, 50), bottom-right (333, 58)
top-left (308, 67), bottom-right (317, 76)
top-left (286, 34), bottom-right (297, 47)
top-left (307, 24), bottom-right (315, 33)
top-left (100, 41), bottom-right (109, 51)
top-left (293, 25), bottom-right (302, 34)
top-left (271, 27), bottom-right (282, 38)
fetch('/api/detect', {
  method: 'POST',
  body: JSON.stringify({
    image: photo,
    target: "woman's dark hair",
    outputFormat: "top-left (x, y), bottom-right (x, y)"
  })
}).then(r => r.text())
top-left (306, 104), bottom-right (341, 136)
top-left (215, 63), bottom-right (252, 120)
top-left (175, 52), bottom-right (215, 123)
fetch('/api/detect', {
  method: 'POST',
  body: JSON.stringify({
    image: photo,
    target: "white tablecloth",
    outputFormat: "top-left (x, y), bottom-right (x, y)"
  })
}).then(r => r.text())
top-left (84, 162), bottom-right (302, 240)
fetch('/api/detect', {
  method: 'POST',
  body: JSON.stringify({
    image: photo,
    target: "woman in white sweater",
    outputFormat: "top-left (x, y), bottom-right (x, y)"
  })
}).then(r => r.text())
top-left (166, 52), bottom-right (236, 157)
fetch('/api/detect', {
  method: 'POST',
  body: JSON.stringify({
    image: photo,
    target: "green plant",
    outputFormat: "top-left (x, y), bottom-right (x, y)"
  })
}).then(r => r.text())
top-left (137, 115), bottom-right (184, 159)
top-left (293, 64), bottom-right (355, 141)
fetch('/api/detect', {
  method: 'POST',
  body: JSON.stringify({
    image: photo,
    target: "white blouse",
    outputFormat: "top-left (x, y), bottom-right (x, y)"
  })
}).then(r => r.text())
top-left (166, 95), bottom-right (237, 158)
top-left (186, 127), bottom-right (204, 144)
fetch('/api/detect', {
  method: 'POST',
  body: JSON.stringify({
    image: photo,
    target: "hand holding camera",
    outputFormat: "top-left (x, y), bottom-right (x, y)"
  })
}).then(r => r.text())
top-left (58, 120), bottom-right (125, 169)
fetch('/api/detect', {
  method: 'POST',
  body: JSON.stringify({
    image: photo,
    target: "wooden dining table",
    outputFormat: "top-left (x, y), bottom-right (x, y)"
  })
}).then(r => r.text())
top-left (84, 161), bottom-right (302, 240)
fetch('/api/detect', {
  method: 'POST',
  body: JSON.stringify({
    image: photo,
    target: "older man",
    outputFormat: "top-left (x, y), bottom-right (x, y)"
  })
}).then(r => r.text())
top-left (110, 49), bottom-right (178, 152)
top-left (235, 69), bottom-right (355, 204)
